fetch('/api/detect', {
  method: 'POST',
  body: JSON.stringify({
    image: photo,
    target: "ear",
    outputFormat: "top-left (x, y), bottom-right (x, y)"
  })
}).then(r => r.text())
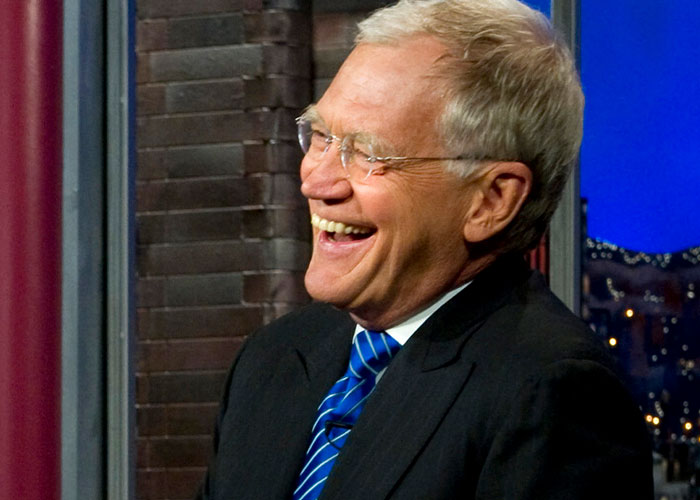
top-left (463, 162), bottom-right (532, 243)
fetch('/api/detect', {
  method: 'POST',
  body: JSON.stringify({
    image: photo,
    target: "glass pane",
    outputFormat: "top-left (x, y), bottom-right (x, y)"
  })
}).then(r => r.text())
top-left (580, 2), bottom-right (700, 497)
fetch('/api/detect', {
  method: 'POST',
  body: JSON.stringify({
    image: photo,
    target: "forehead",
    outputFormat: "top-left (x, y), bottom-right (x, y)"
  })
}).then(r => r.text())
top-left (315, 36), bottom-right (448, 151)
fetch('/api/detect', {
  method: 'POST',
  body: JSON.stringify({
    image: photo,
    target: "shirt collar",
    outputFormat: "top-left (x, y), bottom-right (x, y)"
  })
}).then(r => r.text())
top-left (353, 281), bottom-right (471, 346)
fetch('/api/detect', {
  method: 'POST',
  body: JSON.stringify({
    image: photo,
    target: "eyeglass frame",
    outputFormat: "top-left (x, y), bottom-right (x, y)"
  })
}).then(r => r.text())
top-left (296, 115), bottom-right (503, 181)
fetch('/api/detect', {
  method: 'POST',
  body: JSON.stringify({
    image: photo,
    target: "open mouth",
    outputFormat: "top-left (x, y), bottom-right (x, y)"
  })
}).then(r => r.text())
top-left (311, 213), bottom-right (376, 242)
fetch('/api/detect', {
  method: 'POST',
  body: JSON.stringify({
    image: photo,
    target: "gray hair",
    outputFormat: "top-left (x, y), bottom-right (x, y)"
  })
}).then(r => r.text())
top-left (357, 0), bottom-right (584, 254)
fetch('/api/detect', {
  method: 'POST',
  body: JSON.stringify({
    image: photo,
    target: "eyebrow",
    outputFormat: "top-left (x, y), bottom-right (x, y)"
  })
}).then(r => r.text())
top-left (300, 104), bottom-right (397, 156)
top-left (300, 104), bottom-right (324, 127)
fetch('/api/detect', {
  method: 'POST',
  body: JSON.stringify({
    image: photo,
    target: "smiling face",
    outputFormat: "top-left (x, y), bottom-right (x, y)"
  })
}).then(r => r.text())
top-left (301, 37), bottom-right (483, 329)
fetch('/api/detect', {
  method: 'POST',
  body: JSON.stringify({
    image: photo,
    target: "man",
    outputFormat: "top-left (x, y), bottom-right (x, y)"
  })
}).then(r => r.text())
top-left (197, 0), bottom-right (653, 498)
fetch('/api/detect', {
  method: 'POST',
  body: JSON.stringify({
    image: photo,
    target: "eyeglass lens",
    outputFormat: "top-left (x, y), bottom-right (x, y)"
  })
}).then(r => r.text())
top-left (297, 119), bottom-right (377, 180)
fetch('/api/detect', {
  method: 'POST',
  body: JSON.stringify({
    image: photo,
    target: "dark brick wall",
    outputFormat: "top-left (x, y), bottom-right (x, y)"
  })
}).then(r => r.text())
top-left (310, 0), bottom-right (391, 97)
top-left (311, 11), bottom-right (365, 98)
top-left (135, 0), bottom-right (312, 497)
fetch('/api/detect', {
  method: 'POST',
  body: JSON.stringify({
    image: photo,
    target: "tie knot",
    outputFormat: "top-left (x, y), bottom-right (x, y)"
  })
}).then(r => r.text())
top-left (348, 330), bottom-right (401, 381)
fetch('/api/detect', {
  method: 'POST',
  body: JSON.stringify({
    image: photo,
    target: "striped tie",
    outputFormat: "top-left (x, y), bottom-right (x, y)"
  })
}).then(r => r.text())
top-left (293, 330), bottom-right (401, 500)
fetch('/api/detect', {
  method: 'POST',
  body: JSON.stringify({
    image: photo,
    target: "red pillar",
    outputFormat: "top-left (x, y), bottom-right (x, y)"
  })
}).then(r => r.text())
top-left (0, 1), bottom-right (63, 499)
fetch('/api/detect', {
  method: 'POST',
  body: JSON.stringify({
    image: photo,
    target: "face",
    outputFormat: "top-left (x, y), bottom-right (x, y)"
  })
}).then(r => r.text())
top-left (301, 37), bottom-right (479, 329)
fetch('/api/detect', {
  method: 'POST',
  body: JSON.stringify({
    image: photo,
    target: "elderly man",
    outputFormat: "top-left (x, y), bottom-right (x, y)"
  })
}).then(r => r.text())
top-left (197, 0), bottom-right (653, 498)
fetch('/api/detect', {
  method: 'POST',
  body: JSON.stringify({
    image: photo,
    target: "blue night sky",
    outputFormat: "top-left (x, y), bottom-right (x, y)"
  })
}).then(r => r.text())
top-left (526, 0), bottom-right (700, 253)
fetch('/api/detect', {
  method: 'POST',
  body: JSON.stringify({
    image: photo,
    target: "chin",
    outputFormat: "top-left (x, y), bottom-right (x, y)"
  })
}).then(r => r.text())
top-left (305, 269), bottom-right (346, 307)
top-left (306, 265), bottom-right (371, 310)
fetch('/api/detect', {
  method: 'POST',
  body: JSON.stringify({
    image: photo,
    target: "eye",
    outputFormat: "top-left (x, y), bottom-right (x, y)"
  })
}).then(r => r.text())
top-left (353, 142), bottom-right (373, 159)
top-left (351, 141), bottom-right (381, 172)
top-left (309, 129), bottom-right (331, 151)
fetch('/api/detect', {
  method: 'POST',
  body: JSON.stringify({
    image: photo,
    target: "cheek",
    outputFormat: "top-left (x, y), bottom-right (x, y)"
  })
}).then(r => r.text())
top-left (358, 179), bottom-right (420, 221)
top-left (388, 185), bottom-right (443, 232)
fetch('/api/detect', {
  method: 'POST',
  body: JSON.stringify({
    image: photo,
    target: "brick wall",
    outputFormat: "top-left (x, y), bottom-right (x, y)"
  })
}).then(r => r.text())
top-left (311, 1), bottom-right (391, 99)
top-left (134, 0), bottom-right (312, 497)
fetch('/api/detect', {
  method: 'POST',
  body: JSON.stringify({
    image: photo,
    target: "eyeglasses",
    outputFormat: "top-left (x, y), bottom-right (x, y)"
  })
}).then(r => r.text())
top-left (296, 117), bottom-right (482, 181)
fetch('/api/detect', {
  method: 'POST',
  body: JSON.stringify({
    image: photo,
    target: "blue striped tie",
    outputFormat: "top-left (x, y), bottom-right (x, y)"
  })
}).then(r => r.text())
top-left (293, 330), bottom-right (401, 500)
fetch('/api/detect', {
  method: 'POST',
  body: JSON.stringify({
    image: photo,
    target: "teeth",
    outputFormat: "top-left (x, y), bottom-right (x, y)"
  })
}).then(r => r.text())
top-left (310, 214), bottom-right (372, 235)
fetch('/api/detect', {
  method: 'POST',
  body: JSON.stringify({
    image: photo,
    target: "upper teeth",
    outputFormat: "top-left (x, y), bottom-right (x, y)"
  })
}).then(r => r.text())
top-left (311, 214), bottom-right (372, 234)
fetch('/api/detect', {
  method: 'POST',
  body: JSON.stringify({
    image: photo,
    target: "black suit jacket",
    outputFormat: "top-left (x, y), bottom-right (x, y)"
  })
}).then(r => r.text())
top-left (197, 256), bottom-right (653, 499)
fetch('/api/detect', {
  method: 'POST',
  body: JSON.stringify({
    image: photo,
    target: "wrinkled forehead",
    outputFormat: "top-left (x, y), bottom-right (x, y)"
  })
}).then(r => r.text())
top-left (313, 37), bottom-right (450, 154)
top-left (324, 40), bottom-right (447, 115)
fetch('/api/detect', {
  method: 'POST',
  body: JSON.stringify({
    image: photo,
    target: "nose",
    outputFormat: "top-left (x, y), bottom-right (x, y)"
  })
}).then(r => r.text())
top-left (300, 150), bottom-right (353, 202)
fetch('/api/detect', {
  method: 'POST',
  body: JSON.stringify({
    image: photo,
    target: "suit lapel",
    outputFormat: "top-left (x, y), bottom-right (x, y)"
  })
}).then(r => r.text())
top-left (234, 308), bottom-right (355, 499)
top-left (319, 256), bottom-right (531, 500)
top-left (320, 335), bottom-right (478, 500)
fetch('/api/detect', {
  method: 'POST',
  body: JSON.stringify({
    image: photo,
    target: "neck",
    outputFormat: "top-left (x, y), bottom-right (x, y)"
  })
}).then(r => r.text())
top-left (349, 254), bottom-right (496, 330)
